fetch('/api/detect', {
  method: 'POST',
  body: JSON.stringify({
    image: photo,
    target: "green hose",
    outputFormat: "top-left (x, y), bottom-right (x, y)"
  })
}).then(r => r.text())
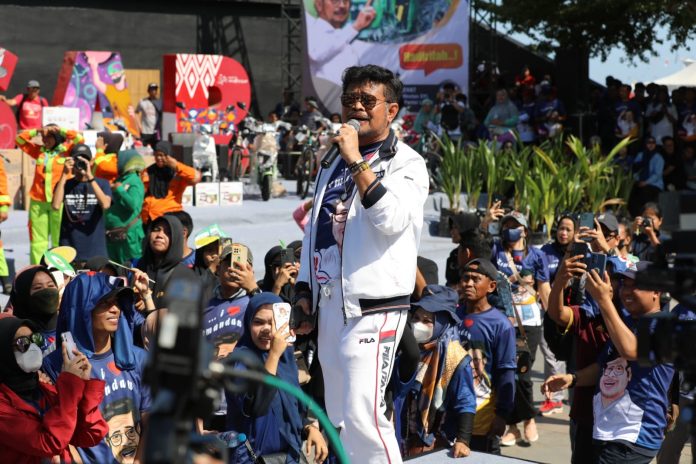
top-left (262, 374), bottom-right (350, 464)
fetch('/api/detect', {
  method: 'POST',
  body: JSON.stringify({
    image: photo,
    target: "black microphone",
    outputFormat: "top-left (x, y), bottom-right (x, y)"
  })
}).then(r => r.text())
top-left (320, 119), bottom-right (361, 168)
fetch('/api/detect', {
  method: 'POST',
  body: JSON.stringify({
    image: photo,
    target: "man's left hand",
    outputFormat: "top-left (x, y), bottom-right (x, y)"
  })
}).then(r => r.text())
top-left (452, 441), bottom-right (470, 458)
top-left (585, 269), bottom-right (613, 303)
top-left (331, 122), bottom-right (361, 165)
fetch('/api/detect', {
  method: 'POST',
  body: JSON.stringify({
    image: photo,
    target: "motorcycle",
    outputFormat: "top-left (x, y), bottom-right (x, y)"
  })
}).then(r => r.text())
top-left (245, 116), bottom-right (292, 201)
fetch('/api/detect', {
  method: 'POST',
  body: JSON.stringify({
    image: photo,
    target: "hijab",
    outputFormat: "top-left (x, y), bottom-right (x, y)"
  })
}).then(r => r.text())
top-left (9, 266), bottom-right (59, 332)
top-left (117, 149), bottom-right (146, 177)
top-left (0, 317), bottom-right (39, 401)
top-left (98, 131), bottom-right (124, 154)
top-left (236, 293), bottom-right (304, 457)
top-left (137, 215), bottom-right (185, 306)
top-left (146, 141), bottom-right (176, 199)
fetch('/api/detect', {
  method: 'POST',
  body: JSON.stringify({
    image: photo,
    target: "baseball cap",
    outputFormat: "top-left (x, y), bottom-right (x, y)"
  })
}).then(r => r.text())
top-left (500, 211), bottom-right (528, 229)
top-left (615, 261), bottom-right (651, 281)
top-left (413, 285), bottom-right (460, 324)
top-left (148, 82), bottom-right (159, 90)
top-left (306, 98), bottom-right (319, 109)
top-left (461, 258), bottom-right (499, 282)
top-left (27, 80), bottom-right (40, 88)
top-left (220, 243), bottom-right (253, 265)
top-left (98, 275), bottom-right (134, 303)
top-left (597, 211), bottom-right (619, 233)
top-left (71, 144), bottom-right (92, 161)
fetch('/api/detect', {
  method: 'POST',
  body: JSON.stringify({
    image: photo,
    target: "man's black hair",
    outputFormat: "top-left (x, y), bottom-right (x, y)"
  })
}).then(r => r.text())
top-left (341, 65), bottom-right (403, 103)
top-left (661, 135), bottom-right (674, 145)
top-left (458, 229), bottom-right (493, 260)
top-left (164, 210), bottom-right (193, 238)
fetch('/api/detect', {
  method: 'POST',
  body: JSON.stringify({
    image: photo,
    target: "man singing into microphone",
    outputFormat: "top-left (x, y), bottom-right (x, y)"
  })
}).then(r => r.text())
top-left (295, 65), bottom-right (429, 463)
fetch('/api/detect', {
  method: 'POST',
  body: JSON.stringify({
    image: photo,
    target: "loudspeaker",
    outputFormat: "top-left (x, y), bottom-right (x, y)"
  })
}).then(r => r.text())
top-left (170, 145), bottom-right (193, 167)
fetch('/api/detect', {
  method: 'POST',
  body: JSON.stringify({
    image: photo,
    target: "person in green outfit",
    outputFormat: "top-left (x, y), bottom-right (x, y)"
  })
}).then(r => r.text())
top-left (105, 150), bottom-right (146, 265)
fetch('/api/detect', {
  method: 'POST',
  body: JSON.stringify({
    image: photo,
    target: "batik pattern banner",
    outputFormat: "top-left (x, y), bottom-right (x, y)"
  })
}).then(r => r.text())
top-left (162, 54), bottom-right (251, 144)
top-left (304, 0), bottom-right (469, 113)
top-left (53, 51), bottom-right (139, 136)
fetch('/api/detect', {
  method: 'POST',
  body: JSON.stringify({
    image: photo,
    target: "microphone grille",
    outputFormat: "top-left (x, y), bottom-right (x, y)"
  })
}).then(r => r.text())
top-left (346, 119), bottom-right (361, 132)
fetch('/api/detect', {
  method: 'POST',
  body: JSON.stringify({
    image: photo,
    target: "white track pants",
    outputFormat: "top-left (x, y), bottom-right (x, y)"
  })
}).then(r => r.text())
top-left (318, 284), bottom-right (407, 464)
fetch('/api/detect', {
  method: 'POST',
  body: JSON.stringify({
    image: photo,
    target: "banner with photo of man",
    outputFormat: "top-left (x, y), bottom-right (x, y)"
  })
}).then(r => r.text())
top-left (304, 0), bottom-right (469, 113)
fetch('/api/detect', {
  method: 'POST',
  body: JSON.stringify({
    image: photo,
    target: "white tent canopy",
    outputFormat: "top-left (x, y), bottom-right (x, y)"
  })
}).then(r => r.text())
top-left (653, 60), bottom-right (696, 89)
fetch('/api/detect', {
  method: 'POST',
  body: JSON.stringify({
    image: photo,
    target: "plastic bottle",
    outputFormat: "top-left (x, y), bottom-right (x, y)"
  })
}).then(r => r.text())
top-left (217, 431), bottom-right (247, 448)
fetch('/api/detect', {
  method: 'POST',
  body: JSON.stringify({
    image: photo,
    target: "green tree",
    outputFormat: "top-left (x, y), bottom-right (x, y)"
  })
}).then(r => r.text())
top-left (480, 1), bottom-right (696, 112)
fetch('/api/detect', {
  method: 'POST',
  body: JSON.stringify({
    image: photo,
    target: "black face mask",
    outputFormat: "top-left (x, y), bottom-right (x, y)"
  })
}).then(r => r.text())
top-left (29, 288), bottom-right (60, 316)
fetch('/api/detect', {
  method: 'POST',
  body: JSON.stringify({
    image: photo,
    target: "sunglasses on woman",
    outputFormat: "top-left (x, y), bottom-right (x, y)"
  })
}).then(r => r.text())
top-left (13, 332), bottom-right (44, 353)
top-left (340, 92), bottom-right (390, 110)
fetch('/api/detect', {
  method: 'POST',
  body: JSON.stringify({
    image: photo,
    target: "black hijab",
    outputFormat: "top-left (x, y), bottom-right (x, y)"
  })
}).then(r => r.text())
top-left (146, 141), bottom-right (176, 199)
top-left (98, 131), bottom-right (124, 154)
top-left (137, 215), bottom-right (185, 306)
top-left (0, 317), bottom-right (39, 400)
top-left (9, 266), bottom-right (59, 332)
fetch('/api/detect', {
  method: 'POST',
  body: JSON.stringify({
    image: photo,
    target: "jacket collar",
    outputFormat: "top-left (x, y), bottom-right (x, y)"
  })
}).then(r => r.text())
top-left (376, 129), bottom-right (398, 160)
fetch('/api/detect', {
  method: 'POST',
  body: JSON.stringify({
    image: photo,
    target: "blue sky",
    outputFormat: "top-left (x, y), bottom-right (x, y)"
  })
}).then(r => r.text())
top-left (505, 29), bottom-right (696, 86)
top-left (589, 39), bottom-right (696, 85)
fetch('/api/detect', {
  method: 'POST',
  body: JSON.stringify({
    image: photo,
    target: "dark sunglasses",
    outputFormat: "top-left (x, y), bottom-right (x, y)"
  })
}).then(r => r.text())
top-left (340, 92), bottom-right (390, 110)
top-left (13, 332), bottom-right (44, 353)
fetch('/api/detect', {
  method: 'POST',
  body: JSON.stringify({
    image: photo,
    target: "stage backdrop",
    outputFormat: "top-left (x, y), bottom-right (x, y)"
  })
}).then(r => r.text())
top-left (304, 0), bottom-right (469, 113)
top-left (162, 54), bottom-right (252, 144)
top-left (53, 51), bottom-right (140, 136)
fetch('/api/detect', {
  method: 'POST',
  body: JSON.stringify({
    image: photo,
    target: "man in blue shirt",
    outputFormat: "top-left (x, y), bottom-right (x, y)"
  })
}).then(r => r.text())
top-left (542, 262), bottom-right (673, 462)
top-left (458, 258), bottom-right (516, 455)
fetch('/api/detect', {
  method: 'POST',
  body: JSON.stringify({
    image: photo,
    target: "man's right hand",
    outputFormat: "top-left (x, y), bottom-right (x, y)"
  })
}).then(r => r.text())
top-left (63, 157), bottom-right (75, 177)
top-left (353, 6), bottom-right (376, 31)
top-left (557, 254), bottom-right (586, 286)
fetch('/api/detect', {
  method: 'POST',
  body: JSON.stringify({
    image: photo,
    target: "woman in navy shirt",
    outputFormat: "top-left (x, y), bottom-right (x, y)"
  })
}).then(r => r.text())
top-left (491, 211), bottom-right (550, 446)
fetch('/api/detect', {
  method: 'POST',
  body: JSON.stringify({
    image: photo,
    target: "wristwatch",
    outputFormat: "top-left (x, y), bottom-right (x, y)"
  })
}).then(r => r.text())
top-left (248, 287), bottom-right (262, 297)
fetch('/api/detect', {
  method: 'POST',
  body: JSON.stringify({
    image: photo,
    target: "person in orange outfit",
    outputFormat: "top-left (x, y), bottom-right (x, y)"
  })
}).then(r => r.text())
top-left (0, 155), bottom-right (12, 293)
top-left (16, 125), bottom-right (83, 264)
top-left (141, 141), bottom-right (200, 225)
top-left (92, 132), bottom-right (124, 184)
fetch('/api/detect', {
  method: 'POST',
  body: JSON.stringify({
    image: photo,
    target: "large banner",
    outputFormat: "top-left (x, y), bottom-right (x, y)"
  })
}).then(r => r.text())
top-left (304, 0), bottom-right (469, 113)
top-left (53, 51), bottom-right (140, 135)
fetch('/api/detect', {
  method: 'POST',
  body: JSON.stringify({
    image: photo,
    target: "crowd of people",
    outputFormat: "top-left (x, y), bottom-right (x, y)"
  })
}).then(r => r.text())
top-left (0, 62), bottom-right (692, 464)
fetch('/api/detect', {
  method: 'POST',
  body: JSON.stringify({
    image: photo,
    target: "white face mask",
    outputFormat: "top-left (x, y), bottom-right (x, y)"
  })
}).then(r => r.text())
top-left (14, 343), bottom-right (43, 373)
top-left (412, 321), bottom-right (434, 344)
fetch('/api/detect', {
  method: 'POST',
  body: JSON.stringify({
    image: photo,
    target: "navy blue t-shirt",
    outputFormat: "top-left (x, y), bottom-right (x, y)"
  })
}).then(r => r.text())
top-left (458, 306), bottom-right (516, 435)
top-left (593, 314), bottom-right (674, 455)
top-left (202, 291), bottom-right (249, 345)
top-left (540, 241), bottom-right (565, 283)
top-left (314, 141), bottom-right (381, 284)
top-left (60, 177), bottom-right (112, 260)
top-left (492, 241), bottom-right (549, 283)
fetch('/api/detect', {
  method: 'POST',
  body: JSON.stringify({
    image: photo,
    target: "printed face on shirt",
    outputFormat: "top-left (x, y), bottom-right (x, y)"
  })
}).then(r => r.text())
top-left (149, 222), bottom-right (171, 255)
top-left (250, 306), bottom-right (274, 351)
top-left (600, 357), bottom-right (631, 402)
top-left (105, 412), bottom-right (140, 463)
top-left (315, 0), bottom-right (350, 29)
top-left (331, 200), bottom-right (348, 250)
top-left (341, 81), bottom-right (398, 145)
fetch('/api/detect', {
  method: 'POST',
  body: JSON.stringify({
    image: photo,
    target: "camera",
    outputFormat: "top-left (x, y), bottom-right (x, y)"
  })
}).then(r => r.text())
top-left (641, 217), bottom-right (652, 229)
top-left (73, 156), bottom-right (88, 172)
